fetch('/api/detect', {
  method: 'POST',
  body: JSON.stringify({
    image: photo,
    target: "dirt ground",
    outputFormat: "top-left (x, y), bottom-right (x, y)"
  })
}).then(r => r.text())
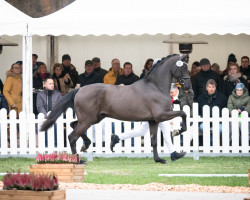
top-left (0, 182), bottom-right (249, 193)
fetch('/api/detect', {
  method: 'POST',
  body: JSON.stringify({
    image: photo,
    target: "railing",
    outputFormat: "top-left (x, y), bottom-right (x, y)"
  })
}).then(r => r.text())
top-left (0, 103), bottom-right (249, 159)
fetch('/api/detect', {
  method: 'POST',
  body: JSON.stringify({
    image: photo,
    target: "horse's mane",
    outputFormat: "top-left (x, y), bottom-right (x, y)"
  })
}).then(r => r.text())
top-left (143, 54), bottom-right (177, 79)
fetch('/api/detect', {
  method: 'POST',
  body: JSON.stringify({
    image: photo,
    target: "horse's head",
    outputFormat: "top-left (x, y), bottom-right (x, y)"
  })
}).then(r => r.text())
top-left (172, 54), bottom-right (192, 91)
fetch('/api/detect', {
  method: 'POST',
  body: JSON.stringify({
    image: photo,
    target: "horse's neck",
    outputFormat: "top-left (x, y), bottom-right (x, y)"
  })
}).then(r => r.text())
top-left (152, 67), bottom-right (172, 95)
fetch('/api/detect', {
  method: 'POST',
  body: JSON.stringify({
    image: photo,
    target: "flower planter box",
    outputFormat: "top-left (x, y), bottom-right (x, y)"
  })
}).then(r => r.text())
top-left (30, 164), bottom-right (84, 183)
top-left (0, 189), bottom-right (65, 200)
top-left (248, 169), bottom-right (250, 186)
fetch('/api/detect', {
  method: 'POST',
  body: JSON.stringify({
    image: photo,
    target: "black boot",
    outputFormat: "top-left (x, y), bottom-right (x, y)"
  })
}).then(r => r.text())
top-left (171, 151), bottom-right (186, 162)
top-left (110, 134), bottom-right (120, 152)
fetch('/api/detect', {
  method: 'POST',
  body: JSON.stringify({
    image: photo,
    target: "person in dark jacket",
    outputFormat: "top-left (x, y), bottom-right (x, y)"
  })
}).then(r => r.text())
top-left (197, 79), bottom-right (227, 145)
top-left (61, 54), bottom-right (79, 88)
top-left (77, 60), bottom-right (102, 87)
top-left (36, 78), bottom-right (62, 117)
top-left (222, 62), bottom-right (248, 99)
top-left (115, 62), bottom-right (139, 85)
top-left (192, 58), bottom-right (222, 101)
top-left (33, 62), bottom-right (51, 90)
top-left (140, 58), bottom-right (153, 79)
top-left (36, 78), bottom-right (62, 147)
top-left (92, 57), bottom-right (108, 82)
top-left (240, 56), bottom-right (250, 91)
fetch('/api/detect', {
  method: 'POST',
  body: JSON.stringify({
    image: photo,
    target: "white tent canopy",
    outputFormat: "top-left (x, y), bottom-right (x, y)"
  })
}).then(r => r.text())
top-left (1, 0), bottom-right (250, 36)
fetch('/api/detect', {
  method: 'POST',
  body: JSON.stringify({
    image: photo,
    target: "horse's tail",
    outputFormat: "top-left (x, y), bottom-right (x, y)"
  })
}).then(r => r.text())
top-left (40, 88), bottom-right (80, 132)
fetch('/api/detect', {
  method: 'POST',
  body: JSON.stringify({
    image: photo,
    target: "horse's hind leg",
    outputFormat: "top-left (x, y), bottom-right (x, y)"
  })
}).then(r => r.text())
top-left (149, 121), bottom-right (167, 164)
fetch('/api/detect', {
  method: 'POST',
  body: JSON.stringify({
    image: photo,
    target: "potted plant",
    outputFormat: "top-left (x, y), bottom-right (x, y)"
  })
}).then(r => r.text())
top-left (30, 152), bottom-right (85, 182)
top-left (0, 172), bottom-right (65, 200)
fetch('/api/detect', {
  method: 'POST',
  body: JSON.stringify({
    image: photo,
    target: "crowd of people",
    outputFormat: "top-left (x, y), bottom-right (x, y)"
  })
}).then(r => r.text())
top-left (1, 53), bottom-right (250, 155)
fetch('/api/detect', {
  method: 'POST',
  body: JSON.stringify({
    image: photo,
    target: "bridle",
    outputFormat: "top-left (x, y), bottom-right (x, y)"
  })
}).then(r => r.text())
top-left (173, 56), bottom-right (190, 87)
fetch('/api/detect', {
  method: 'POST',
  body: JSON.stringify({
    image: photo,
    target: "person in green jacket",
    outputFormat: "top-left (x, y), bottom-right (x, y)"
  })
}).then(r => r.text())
top-left (227, 83), bottom-right (250, 143)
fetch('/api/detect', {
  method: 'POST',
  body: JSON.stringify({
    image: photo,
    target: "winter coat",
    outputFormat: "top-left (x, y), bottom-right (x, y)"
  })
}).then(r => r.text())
top-left (53, 71), bottom-right (73, 96)
top-left (227, 88), bottom-right (250, 115)
top-left (77, 71), bottom-right (102, 87)
top-left (222, 74), bottom-right (248, 99)
top-left (197, 90), bottom-right (227, 117)
top-left (36, 89), bottom-right (62, 116)
top-left (3, 71), bottom-right (22, 114)
top-left (139, 69), bottom-right (150, 79)
top-left (103, 68), bottom-right (123, 85)
top-left (192, 70), bottom-right (222, 101)
top-left (62, 64), bottom-right (78, 88)
top-left (33, 73), bottom-right (51, 90)
top-left (115, 72), bottom-right (139, 85)
top-left (94, 67), bottom-right (108, 82)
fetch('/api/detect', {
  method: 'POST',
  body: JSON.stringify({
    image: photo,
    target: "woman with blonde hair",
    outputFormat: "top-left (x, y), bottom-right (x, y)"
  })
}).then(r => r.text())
top-left (52, 63), bottom-right (73, 95)
top-left (222, 62), bottom-right (248, 99)
top-left (3, 63), bottom-right (22, 114)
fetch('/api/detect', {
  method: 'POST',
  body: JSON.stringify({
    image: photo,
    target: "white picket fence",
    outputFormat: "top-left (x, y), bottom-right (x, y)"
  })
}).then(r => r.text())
top-left (0, 103), bottom-right (249, 159)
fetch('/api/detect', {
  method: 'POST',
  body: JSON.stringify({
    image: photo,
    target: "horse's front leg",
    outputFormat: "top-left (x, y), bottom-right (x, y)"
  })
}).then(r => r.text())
top-left (149, 121), bottom-right (167, 164)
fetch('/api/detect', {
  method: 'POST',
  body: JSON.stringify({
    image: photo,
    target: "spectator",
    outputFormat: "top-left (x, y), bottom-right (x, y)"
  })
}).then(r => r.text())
top-left (192, 58), bottom-right (222, 101)
top-left (140, 58), bottom-right (153, 79)
top-left (61, 54), bottom-right (79, 88)
top-left (36, 78), bottom-right (62, 117)
top-left (197, 79), bottom-right (227, 145)
top-left (189, 61), bottom-right (201, 84)
top-left (36, 78), bottom-right (61, 147)
top-left (227, 83), bottom-right (250, 143)
top-left (115, 62), bottom-right (139, 85)
top-left (16, 61), bottom-right (23, 74)
top-left (3, 63), bottom-right (22, 114)
top-left (222, 62), bottom-right (248, 99)
top-left (92, 57), bottom-right (108, 82)
top-left (240, 56), bottom-right (250, 91)
top-left (103, 58), bottom-right (123, 84)
top-left (33, 62), bottom-right (51, 90)
top-left (222, 53), bottom-right (237, 78)
top-left (52, 63), bottom-right (73, 96)
top-left (77, 60), bottom-right (102, 87)
top-left (32, 54), bottom-right (39, 74)
top-left (211, 63), bottom-right (223, 79)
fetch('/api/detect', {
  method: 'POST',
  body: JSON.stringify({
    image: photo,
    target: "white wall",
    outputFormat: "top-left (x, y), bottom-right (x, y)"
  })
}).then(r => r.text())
top-left (1, 34), bottom-right (250, 83)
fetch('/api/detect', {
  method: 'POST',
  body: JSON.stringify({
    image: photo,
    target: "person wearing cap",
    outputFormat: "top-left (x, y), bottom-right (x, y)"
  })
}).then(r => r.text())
top-left (197, 79), bottom-right (227, 145)
top-left (77, 60), bottom-right (102, 87)
top-left (222, 62), bottom-right (248, 99)
top-left (61, 54), bottom-right (79, 88)
top-left (92, 57), bottom-right (108, 82)
top-left (103, 58), bottom-right (123, 85)
top-left (227, 82), bottom-right (250, 142)
top-left (222, 53), bottom-right (237, 78)
top-left (115, 62), bottom-right (139, 85)
top-left (192, 58), bottom-right (222, 101)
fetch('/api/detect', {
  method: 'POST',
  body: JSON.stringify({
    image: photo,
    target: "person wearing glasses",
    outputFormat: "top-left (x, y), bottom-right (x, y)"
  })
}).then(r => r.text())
top-left (3, 63), bottom-right (22, 115)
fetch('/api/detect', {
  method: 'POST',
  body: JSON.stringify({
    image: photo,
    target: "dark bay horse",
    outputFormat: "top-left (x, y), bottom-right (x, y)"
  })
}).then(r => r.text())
top-left (41, 54), bottom-right (191, 164)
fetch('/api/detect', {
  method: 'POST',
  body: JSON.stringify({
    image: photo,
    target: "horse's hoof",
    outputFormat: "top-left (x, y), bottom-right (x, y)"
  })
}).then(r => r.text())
top-left (80, 144), bottom-right (87, 152)
top-left (155, 159), bottom-right (168, 164)
top-left (79, 160), bottom-right (87, 165)
top-left (172, 130), bottom-right (180, 137)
